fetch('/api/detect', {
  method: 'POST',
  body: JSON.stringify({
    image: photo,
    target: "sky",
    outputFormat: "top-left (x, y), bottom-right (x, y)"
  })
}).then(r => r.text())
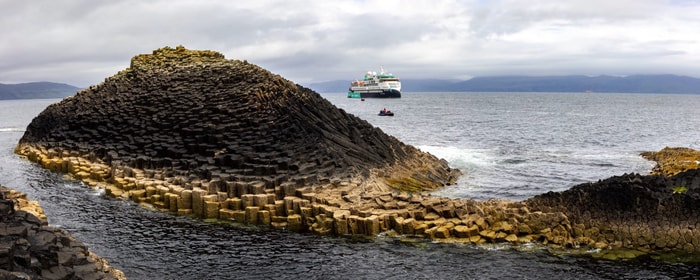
top-left (1, 0), bottom-right (700, 87)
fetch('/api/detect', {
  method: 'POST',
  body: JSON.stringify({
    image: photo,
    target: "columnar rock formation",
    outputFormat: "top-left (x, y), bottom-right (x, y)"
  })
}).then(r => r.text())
top-left (526, 170), bottom-right (699, 253)
top-left (18, 46), bottom-right (459, 195)
top-left (0, 185), bottom-right (126, 279)
top-left (14, 46), bottom-right (699, 257)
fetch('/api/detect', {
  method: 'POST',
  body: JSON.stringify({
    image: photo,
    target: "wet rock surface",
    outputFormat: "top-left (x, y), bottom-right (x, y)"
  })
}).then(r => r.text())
top-left (13, 46), bottom-right (699, 258)
top-left (0, 185), bottom-right (126, 279)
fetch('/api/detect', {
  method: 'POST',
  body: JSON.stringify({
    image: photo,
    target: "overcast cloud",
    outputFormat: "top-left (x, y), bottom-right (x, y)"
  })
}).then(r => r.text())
top-left (1, 0), bottom-right (699, 87)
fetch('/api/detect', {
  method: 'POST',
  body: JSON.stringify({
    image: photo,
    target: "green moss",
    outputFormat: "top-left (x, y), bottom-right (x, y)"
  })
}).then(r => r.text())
top-left (386, 177), bottom-right (429, 193)
top-left (592, 248), bottom-right (649, 261)
top-left (672, 185), bottom-right (688, 194)
top-left (650, 251), bottom-right (700, 263)
top-left (129, 45), bottom-right (227, 71)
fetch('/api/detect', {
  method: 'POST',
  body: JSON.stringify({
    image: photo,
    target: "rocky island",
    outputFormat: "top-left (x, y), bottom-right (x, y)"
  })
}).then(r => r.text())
top-left (13, 46), bottom-right (699, 260)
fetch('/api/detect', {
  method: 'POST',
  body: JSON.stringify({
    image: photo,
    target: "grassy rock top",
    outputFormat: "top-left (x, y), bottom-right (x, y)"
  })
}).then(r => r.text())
top-left (641, 146), bottom-right (700, 176)
top-left (129, 45), bottom-right (226, 70)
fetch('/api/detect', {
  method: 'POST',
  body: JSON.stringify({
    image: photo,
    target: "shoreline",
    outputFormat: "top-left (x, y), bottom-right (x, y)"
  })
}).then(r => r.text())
top-left (15, 143), bottom-right (700, 260)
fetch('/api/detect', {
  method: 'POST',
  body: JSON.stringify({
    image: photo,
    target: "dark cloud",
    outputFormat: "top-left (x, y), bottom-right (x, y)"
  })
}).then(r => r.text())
top-left (1, 0), bottom-right (699, 87)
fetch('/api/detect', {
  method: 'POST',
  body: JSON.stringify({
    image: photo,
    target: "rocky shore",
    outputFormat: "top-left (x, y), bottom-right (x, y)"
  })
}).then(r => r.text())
top-left (0, 185), bottom-right (126, 279)
top-left (14, 46), bottom-right (699, 259)
top-left (641, 146), bottom-right (700, 176)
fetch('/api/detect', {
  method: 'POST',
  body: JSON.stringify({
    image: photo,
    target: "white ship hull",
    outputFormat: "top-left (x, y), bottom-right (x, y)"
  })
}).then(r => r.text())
top-left (348, 68), bottom-right (401, 98)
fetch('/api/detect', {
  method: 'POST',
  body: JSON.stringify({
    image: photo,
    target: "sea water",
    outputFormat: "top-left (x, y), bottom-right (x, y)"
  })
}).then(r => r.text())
top-left (0, 94), bottom-right (699, 279)
top-left (323, 92), bottom-right (700, 201)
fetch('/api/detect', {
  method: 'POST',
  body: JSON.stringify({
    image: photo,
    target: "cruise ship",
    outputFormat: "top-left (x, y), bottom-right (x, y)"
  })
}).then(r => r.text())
top-left (347, 68), bottom-right (401, 98)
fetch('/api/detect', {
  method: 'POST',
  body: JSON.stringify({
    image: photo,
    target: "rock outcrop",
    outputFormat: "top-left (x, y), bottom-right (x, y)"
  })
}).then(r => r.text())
top-left (18, 46), bottom-right (459, 195)
top-left (0, 185), bottom-right (126, 279)
top-left (13, 46), bottom-right (700, 258)
top-left (526, 170), bottom-right (700, 254)
top-left (641, 146), bottom-right (700, 176)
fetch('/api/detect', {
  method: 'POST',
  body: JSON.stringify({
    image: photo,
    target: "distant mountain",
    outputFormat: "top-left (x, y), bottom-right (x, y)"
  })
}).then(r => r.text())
top-left (0, 82), bottom-right (80, 100)
top-left (306, 75), bottom-right (700, 94)
top-left (450, 75), bottom-right (700, 93)
top-left (304, 80), bottom-right (348, 93)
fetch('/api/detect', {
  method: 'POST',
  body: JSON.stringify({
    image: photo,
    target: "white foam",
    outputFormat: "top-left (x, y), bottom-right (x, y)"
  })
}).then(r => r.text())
top-left (0, 127), bottom-right (24, 132)
top-left (417, 145), bottom-right (495, 169)
top-left (91, 188), bottom-right (106, 196)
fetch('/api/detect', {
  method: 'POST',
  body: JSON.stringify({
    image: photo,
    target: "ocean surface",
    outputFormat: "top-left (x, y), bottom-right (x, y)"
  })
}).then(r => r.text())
top-left (1, 93), bottom-right (699, 279)
top-left (324, 92), bottom-right (700, 201)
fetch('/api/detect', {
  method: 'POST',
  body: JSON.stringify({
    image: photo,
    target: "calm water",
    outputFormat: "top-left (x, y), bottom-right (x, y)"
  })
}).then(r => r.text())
top-left (1, 94), bottom-right (699, 279)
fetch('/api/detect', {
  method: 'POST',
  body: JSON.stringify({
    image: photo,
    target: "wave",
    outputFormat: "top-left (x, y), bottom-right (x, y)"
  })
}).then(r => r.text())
top-left (0, 127), bottom-right (25, 132)
top-left (501, 158), bottom-right (527, 164)
top-left (417, 145), bottom-right (496, 169)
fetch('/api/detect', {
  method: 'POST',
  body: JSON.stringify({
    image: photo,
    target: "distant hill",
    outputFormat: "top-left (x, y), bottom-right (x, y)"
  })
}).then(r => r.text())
top-left (306, 75), bottom-right (700, 94)
top-left (0, 82), bottom-right (80, 100)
